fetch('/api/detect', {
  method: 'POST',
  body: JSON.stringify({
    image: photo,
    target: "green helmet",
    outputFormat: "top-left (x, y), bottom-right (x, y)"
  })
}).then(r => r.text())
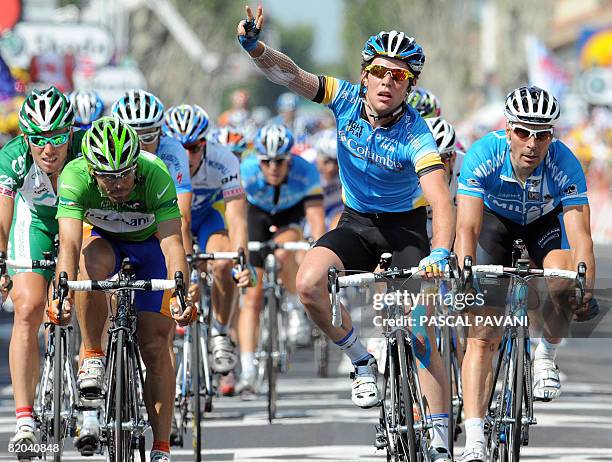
top-left (82, 117), bottom-right (140, 172)
top-left (18, 86), bottom-right (75, 135)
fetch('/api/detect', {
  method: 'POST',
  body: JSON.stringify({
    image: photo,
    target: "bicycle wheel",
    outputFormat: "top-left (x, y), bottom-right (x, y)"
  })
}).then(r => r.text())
top-left (396, 331), bottom-right (417, 462)
top-left (52, 324), bottom-right (63, 462)
top-left (113, 329), bottom-right (134, 462)
top-left (509, 331), bottom-right (525, 462)
top-left (192, 320), bottom-right (202, 461)
top-left (266, 287), bottom-right (279, 423)
top-left (313, 328), bottom-right (329, 378)
top-left (383, 338), bottom-right (400, 461)
top-left (442, 324), bottom-right (454, 455)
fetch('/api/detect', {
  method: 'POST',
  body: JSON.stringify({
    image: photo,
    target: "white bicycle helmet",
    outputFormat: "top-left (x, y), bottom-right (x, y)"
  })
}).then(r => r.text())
top-left (111, 89), bottom-right (165, 129)
top-left (255, 124), bottom-right (294, 158)
top-left (504, 86), bottom-right (560, 126)
top-left (425, 117), bottom-right (456, 155)
top-left (315, 129), bottom-right (337, 159)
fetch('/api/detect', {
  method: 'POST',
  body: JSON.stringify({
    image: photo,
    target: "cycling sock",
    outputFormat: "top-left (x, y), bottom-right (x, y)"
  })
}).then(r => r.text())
top-left (211, 315), bottom-right (228, 336)
top-left (152, 440), bottom-right (170, 454)
top-left (84, 348), bottom-right (105, 359)
top-left (464, 417), bottom-right (485, 449)
top-left (15, 406), bottom-right (35, 431)
top-left (240, 351), bottom-right (256, 377)
top-left (334, 327), bottom-right (371, 365)
top-left (428, 413), bottom-right (449, 451)
top-left (535, 337), bottom-right (559, 361)
top-left (82, 410), bottom-right (98, 428)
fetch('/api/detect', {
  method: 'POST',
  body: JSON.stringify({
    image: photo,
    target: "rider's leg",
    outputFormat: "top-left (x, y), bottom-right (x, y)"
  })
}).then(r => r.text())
top-left (9, 273), bottom-right (48, 416)
top-left (205, 232), bottom-right (236, 330)
top-left (273, 227), bottom-right (302, 295)
top-left (237, 267), bottom-right (264, 381)
top-left (138, 312), bottom-right (175, 450)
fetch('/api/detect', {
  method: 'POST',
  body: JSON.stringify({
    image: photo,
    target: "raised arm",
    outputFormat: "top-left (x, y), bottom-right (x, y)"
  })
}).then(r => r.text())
top-left (236, 5), bottom-right (320, 100)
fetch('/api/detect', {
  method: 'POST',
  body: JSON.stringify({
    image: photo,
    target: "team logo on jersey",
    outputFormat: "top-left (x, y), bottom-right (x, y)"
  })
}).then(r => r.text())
top-left (530, 179), bottom-right (541, 187)
top-left (0, 175), bottom-right (17, 188)
top-left (345, 120), bottom-right (363, 138)
top-left (12, 157), bottom-right (26, 176)
top-left (563, 184), bottom-right (577, 195)
top-left (528, 191), bottom-right (541, 201)
top-left (221, 174), bottom-right (238, 185)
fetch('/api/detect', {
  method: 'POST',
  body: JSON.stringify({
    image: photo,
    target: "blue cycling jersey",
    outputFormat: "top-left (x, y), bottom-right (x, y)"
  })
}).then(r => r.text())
top-left (241, 154), bottom-right (322, 214)
top-left (317, 77), bottom-right (441, 213)
top-left (458, 130), bottom-right (588, 225)
top-left (156, 135), bottom-right (191, 194)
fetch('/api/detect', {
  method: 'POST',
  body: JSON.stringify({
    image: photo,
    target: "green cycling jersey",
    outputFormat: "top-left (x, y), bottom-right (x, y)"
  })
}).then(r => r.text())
top-left (57, 151), bottom-right (181, 241)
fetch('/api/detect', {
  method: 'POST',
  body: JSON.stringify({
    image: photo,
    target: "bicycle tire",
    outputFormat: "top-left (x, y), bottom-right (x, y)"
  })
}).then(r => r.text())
top-left (266, 287), bottom-right (278, 423)
top-left (114, 329), bottom-right (134, 462)
top-left (442, 324), bottom-right (454, 455)
top-left (314, 330), bottom-right (329, 378)
top-left (192, 319), bottom-right (202, 461)
top-left (52, 324), bottom-right (63, 462)
top-left (510, 331), bottom-right (525, 462)
top-left (396, 332), bottom-right (417, 462)
top-left (384, 337), bottom-right (399, 461)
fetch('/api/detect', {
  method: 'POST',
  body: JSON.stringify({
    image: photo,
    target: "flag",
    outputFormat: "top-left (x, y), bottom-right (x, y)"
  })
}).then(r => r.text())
top-left (0, 53), bottom-right (17, 100)
top-left (524, 34), bottom-right (570, 98)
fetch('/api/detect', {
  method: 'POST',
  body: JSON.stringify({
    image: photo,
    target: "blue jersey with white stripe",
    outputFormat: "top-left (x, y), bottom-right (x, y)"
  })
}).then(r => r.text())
top-left (458, 130), bottom-right (588, 225)
top-left (155, 135), bottom-right (191, 195)
top-left (319, 77), bottom-right (441, 213)
top-left (241, 155), bottom-right (322, 214)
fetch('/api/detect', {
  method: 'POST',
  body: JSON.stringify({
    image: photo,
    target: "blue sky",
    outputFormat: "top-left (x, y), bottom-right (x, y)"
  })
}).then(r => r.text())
top-left (262, 0), bottom-right (343, 63)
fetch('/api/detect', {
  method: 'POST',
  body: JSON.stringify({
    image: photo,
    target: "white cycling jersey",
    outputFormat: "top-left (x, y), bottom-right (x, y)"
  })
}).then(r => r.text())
top-left (191, 142), bottom-right (244, 217)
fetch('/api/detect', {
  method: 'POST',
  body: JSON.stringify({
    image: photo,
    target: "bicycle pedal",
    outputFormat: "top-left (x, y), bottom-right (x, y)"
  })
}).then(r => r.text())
top-left (77, 395), bottom-right (104, 410)
top-left (374, 432), bottom-right (388, 449)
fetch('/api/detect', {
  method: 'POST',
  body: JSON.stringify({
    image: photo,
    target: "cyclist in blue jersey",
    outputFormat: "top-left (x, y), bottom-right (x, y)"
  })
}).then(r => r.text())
top-left (237, 124), bottom-right (326, 392)
top-left (112, 90), bottom-right (193, 255)
top-left (454, 86), bottom-right (596, 462)
top-left (69, 90), bottom-right (105, 130)
top-left (163, 104), bottom-right (255, 388)
top-left (237, 6), bottom-right (455, 460)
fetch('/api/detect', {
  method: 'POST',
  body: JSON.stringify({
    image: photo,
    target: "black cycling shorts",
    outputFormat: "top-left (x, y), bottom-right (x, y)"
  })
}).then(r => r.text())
top-left (476, 205), bottom-right (564, 305)
top-left (315, 206), bottom-right (430, 272)
top-left (247, 201), bottom-right (305, 268)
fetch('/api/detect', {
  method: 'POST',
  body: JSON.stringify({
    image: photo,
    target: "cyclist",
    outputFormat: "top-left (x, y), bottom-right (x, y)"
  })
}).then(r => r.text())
top-left (313, 128), bottom-right (343, 230)
top-left (237, 6), bottom-right (455, 460)
top-left (454, 86), bottom-right (596, 462)
top-left (406, 87), bottom-right (441, 119)
top-left (426, 117), bottom-right (465, 202)
top-left (207, 126), bottom-right (249, 160)
top-left (164, 103), bottom-right (255, 380)
top-left (54, 116), bottom-right (205, 462)
top-left (237, 123), bottom-right (325, 391)
top-left (0, 87), bottom-right (81, 457)
top-left (112, 90), bottom-right (193, 255)
top-left (69, 90), bottom-right (105, 130)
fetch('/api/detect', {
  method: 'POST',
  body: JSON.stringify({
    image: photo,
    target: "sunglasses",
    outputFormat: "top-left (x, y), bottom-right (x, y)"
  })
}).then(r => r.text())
top-left (510, 124), bottom-right (553, 141)
top-left (184, 141), bottom-right (205, 153)
top-left (260, 157), bottom-right (289, 167)
top-left (137, 131), bottom-right (160, 144)
top-left (93, 166), bottom-right (136, 181)
top-left (28, 132), bottom-right (70, 148)
top-left (364, 64), bottom-right (414, 82)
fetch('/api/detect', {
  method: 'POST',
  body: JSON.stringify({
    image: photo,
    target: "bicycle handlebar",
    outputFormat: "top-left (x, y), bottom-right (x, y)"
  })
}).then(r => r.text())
top-left (65, 279), bottom-right (177, 291)
top-left (248, 241), bottom-right (311, 252)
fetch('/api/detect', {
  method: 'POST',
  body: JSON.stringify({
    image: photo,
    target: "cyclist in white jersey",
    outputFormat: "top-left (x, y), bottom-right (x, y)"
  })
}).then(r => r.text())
top-left (164, 104), bottom-right (255, 382)
top-left (112, 90), bottom-right (193, 257)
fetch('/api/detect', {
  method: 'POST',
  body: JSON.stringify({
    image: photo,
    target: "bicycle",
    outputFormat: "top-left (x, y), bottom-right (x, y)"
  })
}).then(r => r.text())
top-left (1, 252), bottom-right (78, 462)
top-left (248, 239), bottom-right (311, 423)
top-left (328, 253), bottom-right (457, 462)
top-left (171, 249), bottom-right (244, 461)
top-left (462, 239), bottom-right (587, 462)
top-left (57, 259), bottom-right (185, 462)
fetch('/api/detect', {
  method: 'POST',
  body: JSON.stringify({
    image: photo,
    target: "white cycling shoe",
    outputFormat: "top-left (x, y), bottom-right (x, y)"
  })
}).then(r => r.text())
top-left (429, 446), bottom-right (453, 462)
top-left (351, 356), bottom-right (379, 408)
top-left (211, 335), bottom-right (238, 374)
top-left (150, 450), bottom-right (171, 461)
top-left (459, 445), bottom-right (485, 462)
top-left (533, 358), bottom-right (561, 401)
top-left (77, 357), bottom-right (105, 395)
top-left (10, 425), bottom-right (38, 459)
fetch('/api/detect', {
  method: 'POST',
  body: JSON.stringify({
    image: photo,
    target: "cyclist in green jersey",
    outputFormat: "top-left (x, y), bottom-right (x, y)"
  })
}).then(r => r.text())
top-left (0, 87), bottom-right (82, 454)
top-left (54, 117), bottom-right (196, 462)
